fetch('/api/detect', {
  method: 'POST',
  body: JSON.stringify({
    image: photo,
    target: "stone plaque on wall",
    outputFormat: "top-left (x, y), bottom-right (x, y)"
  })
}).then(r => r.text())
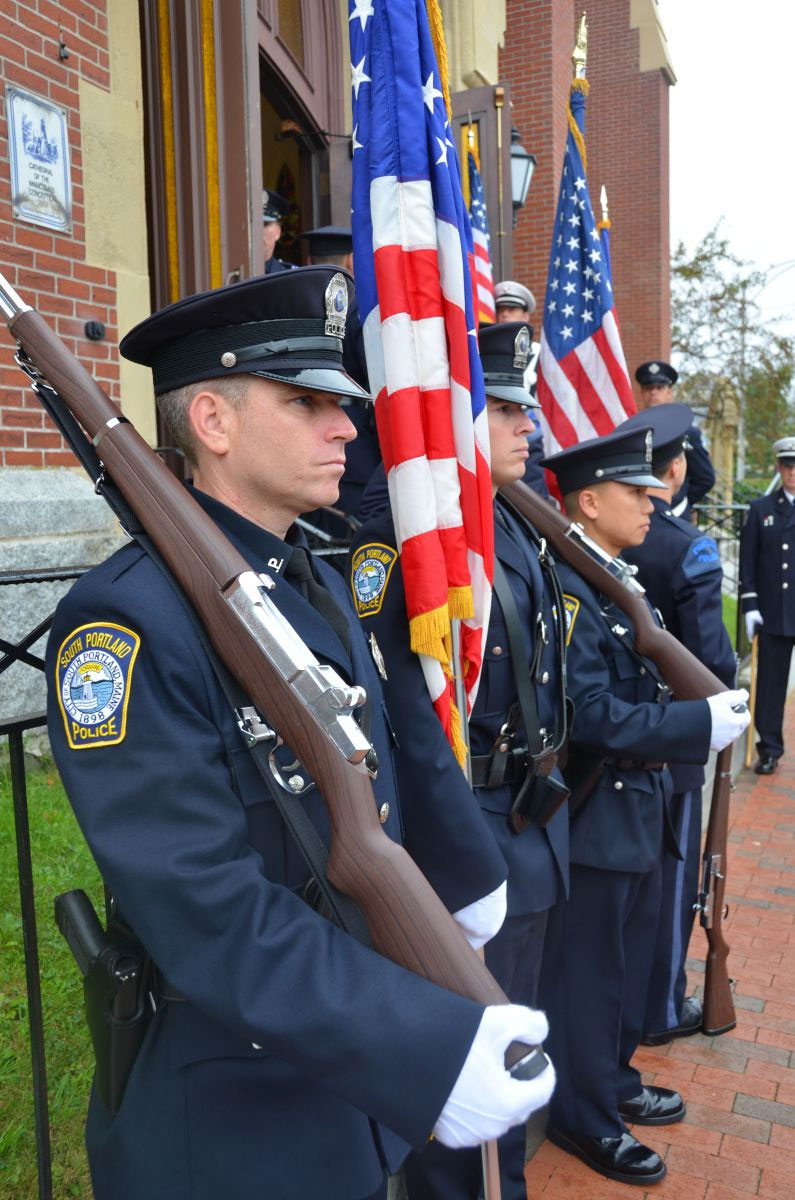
top-left (6, 84), bottom-right (73, 233)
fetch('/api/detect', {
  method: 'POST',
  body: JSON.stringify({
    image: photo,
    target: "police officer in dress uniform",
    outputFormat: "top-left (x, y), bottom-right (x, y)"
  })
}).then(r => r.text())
top-left (635, 361), bottom-right (715, 519)
top-left (349, 322), bottom-right (569, 1200)
top-left (494, 281), bottom-right (548, 499)
top-left (536, 427), bottom-right (749, 1187)
top-left (619, 404), bottom-right (736, 1047)
top-left (45, 269), bottom-right (556, 1200)
top-left (740, 435), bottom-right (795, 774)
top-left (261, 188), bottom-right (297, 275)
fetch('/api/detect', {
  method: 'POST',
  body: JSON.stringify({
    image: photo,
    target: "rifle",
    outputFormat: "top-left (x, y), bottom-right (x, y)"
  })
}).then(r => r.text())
top-left (501, 480), bottom-right (737, 1035)
top-left (0, 274), bottom-right (546, 1081)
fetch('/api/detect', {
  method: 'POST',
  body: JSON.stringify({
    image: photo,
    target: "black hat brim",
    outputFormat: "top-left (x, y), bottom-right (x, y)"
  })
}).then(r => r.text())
top-left (485, 381), bottom-right (540, 408)
top-left (250, 365), bottom-right (371, 401)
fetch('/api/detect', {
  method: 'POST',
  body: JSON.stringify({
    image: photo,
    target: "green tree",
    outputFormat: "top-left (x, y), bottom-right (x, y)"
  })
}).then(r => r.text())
top-left (671, 225), bottom-right (795, 482)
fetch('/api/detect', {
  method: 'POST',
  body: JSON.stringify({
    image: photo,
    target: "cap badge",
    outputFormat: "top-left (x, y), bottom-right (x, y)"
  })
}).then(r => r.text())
top-left (645, 430), bottom-right (653, 462)
top-left (221, 351), bottom-right (237, 368)
top-left (325, 272), bottom-right (348, 338)
top-left (649, 363), bottom-right (659, 375)
top-left (513, 326), bottom-right (531, 369)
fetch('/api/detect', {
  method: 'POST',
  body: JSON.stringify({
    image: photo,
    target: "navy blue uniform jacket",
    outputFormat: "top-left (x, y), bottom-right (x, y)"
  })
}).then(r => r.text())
top-left (672, 425), bottom-right (715, 514)
top-left (740, 488), bottom-right (795, 636)
top-left (556, 562), bottom-right (712, 873)
top-left (350, 500), bottom-right (568, 918)
top-left (46, 489), bottom-right (496, 1200)
top-left (622, 497), bottom-right (736, 790)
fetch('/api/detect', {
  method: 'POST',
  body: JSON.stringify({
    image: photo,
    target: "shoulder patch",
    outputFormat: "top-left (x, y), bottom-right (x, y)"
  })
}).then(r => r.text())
top-left (682, 535), bottom-right (721, 580)
top-left (562, 594), bottom-right (580, 645)
top-left (350, 543), bottom-right (398, 617)
top-left (55, 621), bottom-right (140, 750)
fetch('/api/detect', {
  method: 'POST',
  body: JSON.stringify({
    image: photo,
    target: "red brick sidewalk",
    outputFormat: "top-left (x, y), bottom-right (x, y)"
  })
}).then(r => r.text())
top-left (526, 719), bottom-right (795, 1199)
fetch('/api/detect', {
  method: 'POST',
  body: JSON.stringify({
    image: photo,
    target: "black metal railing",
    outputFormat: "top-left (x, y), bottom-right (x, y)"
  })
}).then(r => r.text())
top-left (691, 502), bottom-right (749, 652)
top-left (1, 567), bottom-right (88, 1200)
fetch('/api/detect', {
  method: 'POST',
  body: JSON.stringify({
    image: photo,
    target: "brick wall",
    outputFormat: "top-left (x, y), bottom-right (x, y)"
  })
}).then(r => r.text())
top-left (500, 0), bottom-right (672, 391)
top-left (0, 0), bottom-right (115, 468)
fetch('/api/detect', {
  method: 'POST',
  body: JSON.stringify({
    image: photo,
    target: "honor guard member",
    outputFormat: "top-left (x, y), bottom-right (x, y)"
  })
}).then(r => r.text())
top-left (494, 281), bottom-right (547, 499)
top-left (740, 435), bottom-right (795, 774)
top-left (301, 226), bottom-right (376, 517)
top-left (619, 404), bottom-right (736, 1046)
top-left (261, 188), bottom-right (297, 275)
top-left (46, 269), bottom-right (556, 1200)
top-left (538, 427), bottom-right (749, 1187)
top-left (635, 360), bottom-right (715, 518)
top-left (350, 322), bottom-right (570, 1200)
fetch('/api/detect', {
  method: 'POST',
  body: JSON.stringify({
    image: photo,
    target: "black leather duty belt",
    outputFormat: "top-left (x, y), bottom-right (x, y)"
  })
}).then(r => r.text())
top-left (470, 748), bottom-right (528, 788)
top-left (612, 759), bottom-right (666, 771)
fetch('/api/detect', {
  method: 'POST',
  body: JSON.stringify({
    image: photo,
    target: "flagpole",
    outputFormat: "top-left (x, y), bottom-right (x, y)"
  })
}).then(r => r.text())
top-left (449, 622), bottom-right (503, 1200)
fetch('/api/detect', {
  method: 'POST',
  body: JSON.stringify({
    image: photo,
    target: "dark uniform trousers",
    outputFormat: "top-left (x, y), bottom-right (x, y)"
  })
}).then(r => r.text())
top-left (623, 497), bottom-right (736, 1033)
top-left (539, 564), bottom-right (711, 1136)
top-left (351, 500), bottom-right (568, 1200)
top-left (740, 488), bottom-right (795, 760)
top-left (46, 486), bottom-right (509, 1200)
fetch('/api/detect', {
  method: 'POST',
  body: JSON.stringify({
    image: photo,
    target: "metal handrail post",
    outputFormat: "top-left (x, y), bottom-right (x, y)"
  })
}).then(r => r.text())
top-left (6, 714), bottom-right (53, 1200)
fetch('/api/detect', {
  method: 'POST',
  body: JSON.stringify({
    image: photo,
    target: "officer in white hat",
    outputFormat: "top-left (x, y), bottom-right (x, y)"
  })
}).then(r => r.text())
top-left (740, 436), bottom-right (795, 773)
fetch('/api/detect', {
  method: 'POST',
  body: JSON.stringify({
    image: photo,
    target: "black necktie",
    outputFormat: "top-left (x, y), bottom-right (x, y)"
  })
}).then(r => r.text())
top-left (285, 547), bottom-right (351, 656)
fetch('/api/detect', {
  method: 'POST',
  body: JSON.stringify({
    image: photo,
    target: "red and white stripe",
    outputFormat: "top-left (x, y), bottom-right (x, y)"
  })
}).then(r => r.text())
top-left (537, 309), bottom-right (636, 456)
top-left (363, 175), bottom-right (493, 735)
top-left (472, 226), bottom-right (496, 324)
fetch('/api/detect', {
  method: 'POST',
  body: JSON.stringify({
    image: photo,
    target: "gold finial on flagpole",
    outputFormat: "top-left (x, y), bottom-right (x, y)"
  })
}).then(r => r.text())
top-left (600, 185), bottom-right (608, 224)
top-left (572, 12), bottom-right (588, 78)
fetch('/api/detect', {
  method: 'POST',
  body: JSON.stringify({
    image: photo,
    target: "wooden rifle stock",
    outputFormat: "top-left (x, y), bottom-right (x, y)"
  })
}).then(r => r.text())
top-left (3, 295), bottom-right (545, 1078)
top-left (501, 480), bottom-right (737, 1033)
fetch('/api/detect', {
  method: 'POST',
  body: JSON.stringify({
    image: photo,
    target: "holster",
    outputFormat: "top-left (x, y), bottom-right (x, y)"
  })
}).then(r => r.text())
top-left (562, 750), bottom-right (607, 818)
top-left (509, 750), bottom-right (570, 834)
top-left (84, 921), bottom-right (152, 1115)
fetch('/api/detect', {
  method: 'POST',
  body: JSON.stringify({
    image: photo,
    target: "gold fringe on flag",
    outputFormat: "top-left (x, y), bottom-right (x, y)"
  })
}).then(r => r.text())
top-left (448, 585), bottom-right (474, 621)
top-left (426, 0), bottom-right (453, 122)
top-left (567, 77), bottom-right (590, 173)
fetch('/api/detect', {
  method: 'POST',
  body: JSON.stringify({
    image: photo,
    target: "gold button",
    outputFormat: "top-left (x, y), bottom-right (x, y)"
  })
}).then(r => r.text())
top-left (492, 645), bottom-right (503, 656)
top-left (379, 802), bottom-right (390, 824)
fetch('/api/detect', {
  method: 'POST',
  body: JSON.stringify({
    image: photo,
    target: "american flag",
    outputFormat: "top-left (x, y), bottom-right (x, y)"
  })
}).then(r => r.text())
top-left (536, 81), bottom-right (635, 457)
top-left (468, 150), bottom-right (496, 324)
top-left (348, 0), bottom-right (494, 763)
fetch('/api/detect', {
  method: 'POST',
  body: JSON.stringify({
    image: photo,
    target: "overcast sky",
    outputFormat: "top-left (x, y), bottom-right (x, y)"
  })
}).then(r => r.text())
top-left (662, 0), bottom-right (795, 335)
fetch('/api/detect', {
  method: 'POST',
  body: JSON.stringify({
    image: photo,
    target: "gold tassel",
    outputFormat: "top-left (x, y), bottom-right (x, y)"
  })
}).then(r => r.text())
top-left (425, 0), bottom-right (453, 122)
top-left (409, 605), bottom-right (452, 661)
top-left (447, 694), bottom-right (469, 768)
top-left (448, 584), bottom-right (474, 621)
top-left (567, 78), bottom-right (590, 173)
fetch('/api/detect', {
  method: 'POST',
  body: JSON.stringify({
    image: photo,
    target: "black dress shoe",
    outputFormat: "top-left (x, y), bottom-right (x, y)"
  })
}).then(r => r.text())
top-left (618, 1085), bottom-right (686, 1126)
top-left (754, 756), bottom-right (779, 775)
top-left (547, 1127), bottom-right (666, 1185)
top-left (641, 995), bottom-right (703, 1045)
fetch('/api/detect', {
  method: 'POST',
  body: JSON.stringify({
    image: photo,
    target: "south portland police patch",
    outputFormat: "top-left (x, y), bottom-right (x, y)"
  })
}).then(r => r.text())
top-left (351, 543), bottom-right (398, 617)
top-left (55, 621), bottom-right (141, 750)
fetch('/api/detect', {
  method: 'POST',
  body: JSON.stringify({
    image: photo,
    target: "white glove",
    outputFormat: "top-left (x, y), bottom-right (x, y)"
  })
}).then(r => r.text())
top-left (707, 689), bottom-right (751, 751)
top-left (745, 610), bottom-right (763, 642)
top-left (433, 1005), bottom-right (556, 1149)
top-left (452, 880), bottom-right (508, 951)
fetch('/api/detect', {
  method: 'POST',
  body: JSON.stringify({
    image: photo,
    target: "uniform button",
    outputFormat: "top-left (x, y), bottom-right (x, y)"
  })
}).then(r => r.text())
top-left (492, 645), bottom-right (503, 656)
top-left (498, 742), bottom-right (509, 753)
top-left (784, 563), bottom-right (789, 570)
top-left (379, 802), bottom-right (390, 824)
top-left (540, 671), bottom-right (550, 684)
top-left (252, 1042), bottom-right (263, 1050)
top-left (784, 582), bottom-right (790, 590)
top-left (784, 543), bottom-right (790, 550)
top-left (614, 780), bottom-right (624, 791)
top-left (639, 666), bottom-right (645, 675)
